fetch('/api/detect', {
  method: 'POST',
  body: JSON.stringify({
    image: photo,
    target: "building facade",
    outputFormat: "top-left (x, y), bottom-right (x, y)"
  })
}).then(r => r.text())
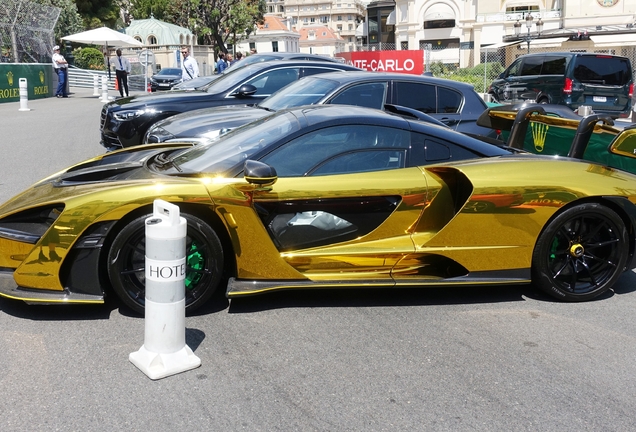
top-left (265, 0), bottom-right (366, 52)
top-left (360, 0), bottom-right (636, 67)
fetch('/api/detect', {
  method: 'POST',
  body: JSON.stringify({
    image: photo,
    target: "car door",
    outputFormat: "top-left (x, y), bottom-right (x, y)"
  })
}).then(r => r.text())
top-left (493, 57), bottom-right (523, 102)
top-left (251, 123), bottom-right (428, 282)
top-left (391, 80), bottom-right (464, 129)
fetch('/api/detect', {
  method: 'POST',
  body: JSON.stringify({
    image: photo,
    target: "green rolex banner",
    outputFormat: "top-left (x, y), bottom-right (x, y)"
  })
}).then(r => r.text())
top-left (0, 64), bottom-right (53, 103)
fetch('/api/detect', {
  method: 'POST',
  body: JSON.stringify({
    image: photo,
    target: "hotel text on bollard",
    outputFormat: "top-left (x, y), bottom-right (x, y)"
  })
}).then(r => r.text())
top-left (129, 199), bottom-right (201, 380)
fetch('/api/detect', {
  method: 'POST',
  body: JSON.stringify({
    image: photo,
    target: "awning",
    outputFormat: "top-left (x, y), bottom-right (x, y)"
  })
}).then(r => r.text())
top-left (481, 40), bottom-right (522, 50)
top-left (591, 33), bottom-right (636, 46)
top-left (529, 37), bottom-right (568, 48)
top-left (424, 3), bottom-right (455, 22)
top-left (504, 0), bottom-right (540, 7)
top-left (355, 21), bottom-right (368, 37)
top-left (386, 10), bottom-right (396, 26)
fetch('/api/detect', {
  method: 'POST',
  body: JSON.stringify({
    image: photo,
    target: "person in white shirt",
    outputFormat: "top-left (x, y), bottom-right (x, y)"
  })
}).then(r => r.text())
top-left (52, 45), bottom-right (68, 98)
top-left (114, 48), bottom-right (131, 97)
top-left (181, 46), bottom-right (199, 81)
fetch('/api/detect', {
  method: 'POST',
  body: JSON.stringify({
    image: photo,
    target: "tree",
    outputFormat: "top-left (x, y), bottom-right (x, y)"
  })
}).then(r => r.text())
top-left (75, 0), bottom-right (120, 29)
top-left (127, 0), bottom-right (170, 21)
top-left (164, 0), bottom-right (265, 55)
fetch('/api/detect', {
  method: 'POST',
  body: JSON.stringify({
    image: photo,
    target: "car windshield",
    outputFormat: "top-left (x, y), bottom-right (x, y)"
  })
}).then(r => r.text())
top-left (200, 64), bottom-right (264, 93)
top-left (259, 77), bottom-right (340, 111)
top-left (166, 111), bottom-right (299, 174)
top-left (233, 54), bottom-right (282, 68)
top-left (172, 76), bottom-right (217, 90)
top-left (157, 68), bottom-right (182, 76)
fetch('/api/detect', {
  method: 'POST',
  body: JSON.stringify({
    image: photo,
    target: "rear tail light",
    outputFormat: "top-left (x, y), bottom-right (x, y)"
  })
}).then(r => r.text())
top-left (563, 77), bottom-right (573, 94)
top-left (629, 83), bottom-right (634, 98)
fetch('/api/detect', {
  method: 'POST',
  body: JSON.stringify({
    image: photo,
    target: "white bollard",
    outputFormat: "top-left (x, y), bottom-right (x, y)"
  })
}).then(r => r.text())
top-left (18, 78), bottom-right (30, 112)
top-left (92, 75), bottom-right (100, 96)
top-left (100, 76), bottom-right (109, 102)
top-left (129, 200), bottom-right (201, 380)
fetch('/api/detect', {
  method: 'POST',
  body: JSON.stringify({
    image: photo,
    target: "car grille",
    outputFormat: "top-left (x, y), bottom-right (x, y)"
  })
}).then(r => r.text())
top-left (100, 105), bottom-right (108, 130)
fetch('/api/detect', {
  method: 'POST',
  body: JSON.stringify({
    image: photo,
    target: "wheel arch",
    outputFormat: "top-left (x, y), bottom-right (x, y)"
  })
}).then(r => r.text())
top-left (98, 202), bottom-right (237, 294)
top-left (534, 196), bottom-right (636, 271)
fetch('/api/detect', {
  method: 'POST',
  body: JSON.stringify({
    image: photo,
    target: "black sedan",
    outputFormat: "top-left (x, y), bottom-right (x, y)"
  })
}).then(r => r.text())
top-left (149, 68), bottom-right (183, 91)
top-left (145, 71), bottom-right (495, 144)
top-left (100, 61), bottom-right (359, 149)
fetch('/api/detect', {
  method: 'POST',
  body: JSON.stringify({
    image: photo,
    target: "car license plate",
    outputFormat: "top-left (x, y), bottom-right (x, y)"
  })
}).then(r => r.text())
top-left (593, 96), bottom-right (607, 103)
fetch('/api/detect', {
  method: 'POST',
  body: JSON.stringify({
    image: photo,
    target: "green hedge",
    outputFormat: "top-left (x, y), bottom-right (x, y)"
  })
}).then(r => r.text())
top-left (72, 47), bottom-right (106, 71)
top-left (429, 61), bottom-right (504, 93)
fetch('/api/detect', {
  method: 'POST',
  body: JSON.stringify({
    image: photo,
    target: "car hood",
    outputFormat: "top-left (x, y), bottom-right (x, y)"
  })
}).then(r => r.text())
top-left (152, 74), bottom-right (181, 80)
top-left (151, 105), bottom-right (270, 138)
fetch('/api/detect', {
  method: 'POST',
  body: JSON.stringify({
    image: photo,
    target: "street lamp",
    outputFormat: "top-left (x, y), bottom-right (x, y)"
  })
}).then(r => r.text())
top-left (514, 14), bottom-right (544, 53)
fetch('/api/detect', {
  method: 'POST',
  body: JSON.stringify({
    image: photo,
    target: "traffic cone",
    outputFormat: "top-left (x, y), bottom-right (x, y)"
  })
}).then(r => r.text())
top-left (147, 82), bottom-right (151, 93)
top-left (115, 77), bottom-right (119, 92)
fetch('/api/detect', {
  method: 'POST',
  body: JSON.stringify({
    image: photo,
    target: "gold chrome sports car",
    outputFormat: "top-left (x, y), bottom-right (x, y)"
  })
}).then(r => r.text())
top-left (2, 105), bottom-right (636, 314)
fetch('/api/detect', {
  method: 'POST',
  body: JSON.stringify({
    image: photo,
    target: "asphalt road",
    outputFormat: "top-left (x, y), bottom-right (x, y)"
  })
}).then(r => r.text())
top-left (1, 88), bottom-right (636, 431)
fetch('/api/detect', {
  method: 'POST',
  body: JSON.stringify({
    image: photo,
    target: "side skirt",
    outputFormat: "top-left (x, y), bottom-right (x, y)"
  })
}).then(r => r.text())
top-left (226, 268), bottom-right (531, 298)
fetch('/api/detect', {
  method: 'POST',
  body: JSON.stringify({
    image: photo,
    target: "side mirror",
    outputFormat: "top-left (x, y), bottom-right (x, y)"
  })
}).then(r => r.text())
top-left (609, 127), bottom-right (636, 159)
top-left (244, 160), bottom-right (277, 185)
top-left (232, 84), bottom-right (258, 98)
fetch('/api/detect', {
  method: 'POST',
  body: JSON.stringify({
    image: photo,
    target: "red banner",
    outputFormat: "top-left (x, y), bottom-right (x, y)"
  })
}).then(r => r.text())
top-left (338, 50), bottom-right (424, 75)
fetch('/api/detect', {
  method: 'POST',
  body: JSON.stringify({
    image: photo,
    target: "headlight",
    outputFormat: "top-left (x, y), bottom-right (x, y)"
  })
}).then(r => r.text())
top-left (113, 109), bottom-right (155, 121)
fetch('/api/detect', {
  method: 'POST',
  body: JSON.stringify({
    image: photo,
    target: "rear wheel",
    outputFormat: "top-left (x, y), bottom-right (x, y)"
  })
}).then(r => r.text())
top-left (532, 203), bottom-right (628, 301)
top-left (108, 213), bottom-right (224, 314)
top-left (537, 97), bottom-right (549, 104)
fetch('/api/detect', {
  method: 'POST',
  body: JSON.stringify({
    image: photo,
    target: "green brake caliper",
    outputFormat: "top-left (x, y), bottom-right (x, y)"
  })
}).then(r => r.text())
top-left (549, 237), bottom-right (559, 262)
top-left (185, 241), bottom-right (205, 290)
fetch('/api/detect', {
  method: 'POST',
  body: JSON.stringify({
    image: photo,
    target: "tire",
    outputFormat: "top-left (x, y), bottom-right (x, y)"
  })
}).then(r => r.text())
top-left (532, 203), bottom-right (628, 301)
top-left (108, 213), bottom-right (224, 314)
top-left (537, 97), bottom-right (549, 104)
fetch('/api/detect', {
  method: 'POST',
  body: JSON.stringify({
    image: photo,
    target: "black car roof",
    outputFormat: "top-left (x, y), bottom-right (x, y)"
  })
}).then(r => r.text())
top-left (304, 70), bottom-right (480, 91)
top-left (240, 60), bottom-right (360, 72)
top-left (290, 105), bottom-right (509, 158)
top-left (516, 52), bottom-right (630, 60)
top-left (240, 52), bottom-right (340, 62)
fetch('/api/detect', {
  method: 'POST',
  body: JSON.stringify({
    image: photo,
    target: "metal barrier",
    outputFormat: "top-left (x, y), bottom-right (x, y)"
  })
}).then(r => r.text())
top-left (68, 66), bottom-right (146, 91)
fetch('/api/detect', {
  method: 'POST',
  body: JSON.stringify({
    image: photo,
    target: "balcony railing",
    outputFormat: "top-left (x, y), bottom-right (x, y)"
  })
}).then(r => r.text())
top-left (476, 10), bottom-right (561, 23)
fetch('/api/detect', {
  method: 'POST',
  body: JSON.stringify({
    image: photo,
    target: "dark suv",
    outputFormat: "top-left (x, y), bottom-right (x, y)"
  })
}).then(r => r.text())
top-left (489, 52), bottom-right (633, 118)
top-left (100, 60), bottom-right (359, 149)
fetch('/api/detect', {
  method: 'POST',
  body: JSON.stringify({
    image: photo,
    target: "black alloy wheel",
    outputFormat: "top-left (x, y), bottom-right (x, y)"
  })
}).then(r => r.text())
top-left (108, 213), bottom-right (224, 314)
top-left (532, 203), bottom-right (628, 301)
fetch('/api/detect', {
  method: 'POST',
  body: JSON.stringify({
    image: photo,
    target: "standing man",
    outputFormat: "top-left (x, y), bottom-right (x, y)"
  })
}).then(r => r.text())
top-left (52, 45), bottom-right (68, 98)
top-left (114, 48), bottom-right (131, 98)
top-left (216, 52), bottom-right (227, 74)
top-left (181, 46), bottom-right (199, 81)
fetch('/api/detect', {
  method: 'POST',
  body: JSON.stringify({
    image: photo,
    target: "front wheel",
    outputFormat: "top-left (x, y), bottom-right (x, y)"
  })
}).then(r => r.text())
top-left (532, 203), bottom-right (628, 301)
top-left (108, 213), bottom-right (224, 314)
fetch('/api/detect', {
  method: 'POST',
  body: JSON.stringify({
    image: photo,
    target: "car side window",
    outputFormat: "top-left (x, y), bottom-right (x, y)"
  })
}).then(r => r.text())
top-left (541, 56), bottom-right (568, 75)
top-left (393, 82), bottom-right (436, 114)
top-left (409, 132), bottom-right (479, 166)
top-left (520, 56), bottom-right (544, 76)
top-left (329, 82), bottom-right (387, 109)
top-left (504, 59), bottom-right (522, 77)
top-left (437, 87), bottom-right (462, 113)
top-left (302, 67), bottom-right (345, 77)
top-left (245, 68), bottom-right (300, 95)
top-left (260, 125), bottom-right (410, 176)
